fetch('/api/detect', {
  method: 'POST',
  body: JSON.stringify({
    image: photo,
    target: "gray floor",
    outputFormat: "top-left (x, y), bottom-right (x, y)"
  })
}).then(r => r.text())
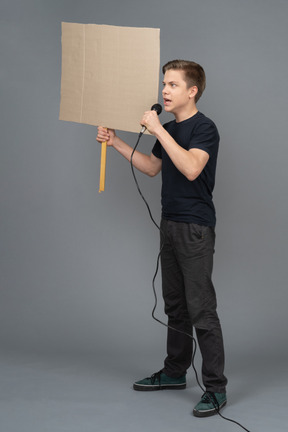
top-left (0, 349), bottom-right (287, 432)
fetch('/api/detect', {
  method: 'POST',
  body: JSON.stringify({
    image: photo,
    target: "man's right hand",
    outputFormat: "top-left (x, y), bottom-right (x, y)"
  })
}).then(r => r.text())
top-left (96, 127), bottom-right (116, 147)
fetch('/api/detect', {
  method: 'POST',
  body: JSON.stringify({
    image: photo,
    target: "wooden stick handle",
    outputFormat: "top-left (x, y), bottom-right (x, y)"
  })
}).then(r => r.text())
top-left (99, 141), bottom-right (107, 193)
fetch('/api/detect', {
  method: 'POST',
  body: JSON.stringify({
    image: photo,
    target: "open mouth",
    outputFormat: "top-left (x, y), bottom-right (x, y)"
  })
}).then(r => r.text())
top-left (164, 98), bottom-right (171, 105)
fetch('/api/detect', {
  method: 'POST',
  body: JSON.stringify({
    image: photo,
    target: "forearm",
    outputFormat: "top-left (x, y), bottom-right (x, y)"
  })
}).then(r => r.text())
top-left (154, 127), bottom-right (201, 181)
top-left (112, 136), bottom-right (160, 177)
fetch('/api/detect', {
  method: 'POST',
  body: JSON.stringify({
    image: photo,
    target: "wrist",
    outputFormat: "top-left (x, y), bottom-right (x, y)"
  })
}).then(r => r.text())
top-left (154, 124), bottom-right (166, 141)
top-left (111, 134), bottom-right (121, 148)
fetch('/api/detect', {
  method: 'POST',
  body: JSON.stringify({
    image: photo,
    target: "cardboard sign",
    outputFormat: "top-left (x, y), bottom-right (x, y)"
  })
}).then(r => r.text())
top-left (59, 22), bottom-right (160, 134)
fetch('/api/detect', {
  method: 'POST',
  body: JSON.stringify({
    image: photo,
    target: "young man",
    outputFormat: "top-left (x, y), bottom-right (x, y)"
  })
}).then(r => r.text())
top-left (96, 60), bottom-right (227, 417)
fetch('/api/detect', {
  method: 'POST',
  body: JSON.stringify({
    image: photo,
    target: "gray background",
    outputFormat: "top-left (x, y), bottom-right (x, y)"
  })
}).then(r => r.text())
top-left (0, 0), bottom-right (287, 431)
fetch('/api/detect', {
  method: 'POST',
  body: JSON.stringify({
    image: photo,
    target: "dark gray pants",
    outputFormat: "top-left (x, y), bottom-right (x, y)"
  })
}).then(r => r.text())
top-left (160, 219), bottom-right (227, 393)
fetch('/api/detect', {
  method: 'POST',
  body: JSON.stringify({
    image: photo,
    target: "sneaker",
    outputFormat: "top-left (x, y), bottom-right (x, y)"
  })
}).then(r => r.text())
top-left (193, 392), bottom-right (227, 417)
top-left (133, 370), bottom-right (186, 391)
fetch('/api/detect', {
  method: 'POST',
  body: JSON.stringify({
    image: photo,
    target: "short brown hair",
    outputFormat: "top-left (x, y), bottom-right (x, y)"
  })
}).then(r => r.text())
top-left (162, 60), bottom-right (206, 102)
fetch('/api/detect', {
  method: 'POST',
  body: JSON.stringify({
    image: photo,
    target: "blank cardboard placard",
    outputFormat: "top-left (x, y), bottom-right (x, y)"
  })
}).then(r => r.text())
top-left (59, 22), bottom-right (160, 134)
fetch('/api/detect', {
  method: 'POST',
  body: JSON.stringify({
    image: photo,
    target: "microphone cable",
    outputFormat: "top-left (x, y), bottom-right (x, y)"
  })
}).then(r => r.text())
top-left (130, 131), bottom-right (252, 432)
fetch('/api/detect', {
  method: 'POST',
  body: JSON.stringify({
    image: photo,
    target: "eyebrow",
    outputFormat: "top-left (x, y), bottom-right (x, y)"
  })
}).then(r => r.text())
top-left (162, 80), bottom-right (179, 85)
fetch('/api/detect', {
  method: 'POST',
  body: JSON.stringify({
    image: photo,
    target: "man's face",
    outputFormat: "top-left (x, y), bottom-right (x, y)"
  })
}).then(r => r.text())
top-left (162, 69), bottom-right (196, 116)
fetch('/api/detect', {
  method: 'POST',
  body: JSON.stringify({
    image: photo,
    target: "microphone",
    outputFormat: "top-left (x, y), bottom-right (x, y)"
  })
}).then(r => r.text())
top-left (140, 103), bottom-right (162, 134)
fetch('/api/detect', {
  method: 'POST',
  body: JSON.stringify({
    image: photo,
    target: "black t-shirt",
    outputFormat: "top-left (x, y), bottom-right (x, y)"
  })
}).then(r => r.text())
top-left (152, 111), bottom-right (219, 227)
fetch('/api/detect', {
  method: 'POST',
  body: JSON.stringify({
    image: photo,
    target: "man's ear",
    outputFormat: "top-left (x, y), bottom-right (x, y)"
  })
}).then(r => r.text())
top-left (189, 86), bottom-right (198, 99)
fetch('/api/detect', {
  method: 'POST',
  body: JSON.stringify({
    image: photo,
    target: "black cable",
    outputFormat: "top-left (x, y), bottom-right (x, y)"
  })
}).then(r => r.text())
top-left (130, 131), bottom-right (251, 432)
top-left (130, 133), bottom-right (160, 231)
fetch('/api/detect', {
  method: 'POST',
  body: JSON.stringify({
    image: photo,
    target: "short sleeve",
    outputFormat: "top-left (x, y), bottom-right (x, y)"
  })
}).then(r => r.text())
top-left (188, 121), bottom-right (219, 156)
top-left (152, 140), bottom-right (162, 159)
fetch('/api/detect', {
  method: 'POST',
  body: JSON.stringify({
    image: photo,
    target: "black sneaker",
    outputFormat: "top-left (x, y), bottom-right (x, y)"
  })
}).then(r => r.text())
top-left (133, 370), bottom-right (186, 391)
top-left (193, 391), bottom-right (227, 417)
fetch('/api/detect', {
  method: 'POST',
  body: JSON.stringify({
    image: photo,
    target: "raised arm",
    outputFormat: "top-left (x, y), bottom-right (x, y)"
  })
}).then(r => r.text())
top-left (140, 111), bottom-right (209, 181)
top-left (153, 126), bottom-right (209, 181)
